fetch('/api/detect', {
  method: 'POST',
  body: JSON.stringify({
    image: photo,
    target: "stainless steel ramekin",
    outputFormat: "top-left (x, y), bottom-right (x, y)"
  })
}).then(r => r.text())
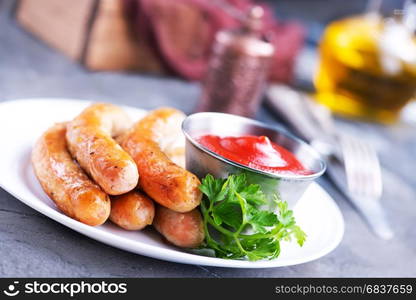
top-left (182, 112), bottom-right (326, 210)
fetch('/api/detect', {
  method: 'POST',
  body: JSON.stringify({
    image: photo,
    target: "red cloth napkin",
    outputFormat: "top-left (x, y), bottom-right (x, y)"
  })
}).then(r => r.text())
top-left (123, 0), bottom-right (305, 82)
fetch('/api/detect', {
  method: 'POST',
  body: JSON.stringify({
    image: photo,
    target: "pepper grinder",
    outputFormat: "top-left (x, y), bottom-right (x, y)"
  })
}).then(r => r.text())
top-left (196, 6), bottom-right (275, 118)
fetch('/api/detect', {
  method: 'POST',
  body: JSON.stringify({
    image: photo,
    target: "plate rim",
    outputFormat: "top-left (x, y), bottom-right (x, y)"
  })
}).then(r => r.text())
top-left (0, 98), bottom-right (345, 268)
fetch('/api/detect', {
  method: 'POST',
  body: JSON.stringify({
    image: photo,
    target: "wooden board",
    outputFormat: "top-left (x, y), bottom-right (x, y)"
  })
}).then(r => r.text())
top-left (17, 0), bottom-right (96, 60)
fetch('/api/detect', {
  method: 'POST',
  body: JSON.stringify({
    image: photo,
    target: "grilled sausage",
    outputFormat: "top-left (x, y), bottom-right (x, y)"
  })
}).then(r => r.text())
top-left (153, 205), bottom-right (204, 248)
top-left (120, 108), bottom-right (201, 212)
top-left (32, 123), bottom-right (110, 226)
top-left (66, 103), bottom-right (139, 195)
top-left (110, 191), bottom-right (155, 230)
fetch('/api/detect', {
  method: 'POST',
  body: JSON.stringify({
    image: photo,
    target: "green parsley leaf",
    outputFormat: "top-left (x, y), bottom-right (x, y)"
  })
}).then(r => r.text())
top-left (213, 201), bottom-right (243, 230)
top-left (198, 173), bottom-right (307, 261)
top-left (239, 184), bottom-right (267, 206)
top-left (249, 209), bottom-right (278, 227)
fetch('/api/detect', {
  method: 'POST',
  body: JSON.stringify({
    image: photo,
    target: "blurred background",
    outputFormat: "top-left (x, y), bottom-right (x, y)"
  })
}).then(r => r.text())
top-left (2, 0), bottom-right (415, 123)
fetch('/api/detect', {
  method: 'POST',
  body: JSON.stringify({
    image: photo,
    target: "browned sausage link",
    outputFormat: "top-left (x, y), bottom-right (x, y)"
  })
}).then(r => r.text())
top-left (110, 191), bottom-right (155, 230)
top-left (32, 123), bottom-right (110, 226)
top-left (153, 205), bottom-right (205, 248)
top-left (120, 108), bottom-right (202, 212)
top-left (66, 103), bottom-right (139, 195)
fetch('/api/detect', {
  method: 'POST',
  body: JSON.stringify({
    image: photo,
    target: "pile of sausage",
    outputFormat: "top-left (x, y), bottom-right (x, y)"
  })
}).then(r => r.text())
top-left (31, 103), bottom-right (204, 248)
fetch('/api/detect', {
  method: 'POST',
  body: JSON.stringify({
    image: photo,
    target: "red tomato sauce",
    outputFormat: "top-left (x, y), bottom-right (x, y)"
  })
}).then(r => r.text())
top-left (197, 135), bottom-right (310, 176)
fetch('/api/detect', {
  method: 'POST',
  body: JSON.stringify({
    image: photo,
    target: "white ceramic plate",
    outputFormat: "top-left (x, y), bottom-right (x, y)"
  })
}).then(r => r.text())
top-left (0, 98), bottom-right (344, 268)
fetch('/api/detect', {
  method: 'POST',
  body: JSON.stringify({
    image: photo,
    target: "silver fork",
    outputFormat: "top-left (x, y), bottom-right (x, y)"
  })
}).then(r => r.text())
top-left (341, 134), bottom-right (382, 199)
top-left (303, 93), bottom-right (394, 239)
top-left (267, 85), bottom-right (394, 239)
top-left (339, 133), bottom-right (393, 239)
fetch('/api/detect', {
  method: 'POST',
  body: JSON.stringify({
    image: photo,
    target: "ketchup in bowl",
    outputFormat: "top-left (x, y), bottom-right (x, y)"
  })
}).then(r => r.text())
top-left (197, 135), bottom-right (310, 176)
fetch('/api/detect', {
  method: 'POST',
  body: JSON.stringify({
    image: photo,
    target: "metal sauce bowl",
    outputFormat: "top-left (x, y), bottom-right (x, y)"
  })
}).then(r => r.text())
top-left (182, 112), bottom-right (326, 210)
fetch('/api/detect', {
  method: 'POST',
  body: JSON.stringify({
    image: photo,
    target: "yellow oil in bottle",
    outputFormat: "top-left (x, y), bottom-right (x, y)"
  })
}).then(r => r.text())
top-left (314, 15), bottom-right (416, 123)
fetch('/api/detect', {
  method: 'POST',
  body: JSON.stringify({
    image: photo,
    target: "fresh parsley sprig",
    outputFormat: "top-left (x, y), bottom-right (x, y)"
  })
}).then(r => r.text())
top-left (199, 173), bottom-right (306, 261)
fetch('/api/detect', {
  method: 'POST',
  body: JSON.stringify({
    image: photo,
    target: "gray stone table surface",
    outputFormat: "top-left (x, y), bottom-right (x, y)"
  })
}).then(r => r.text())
top-left (1, 1), bottom-right (415, 277)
